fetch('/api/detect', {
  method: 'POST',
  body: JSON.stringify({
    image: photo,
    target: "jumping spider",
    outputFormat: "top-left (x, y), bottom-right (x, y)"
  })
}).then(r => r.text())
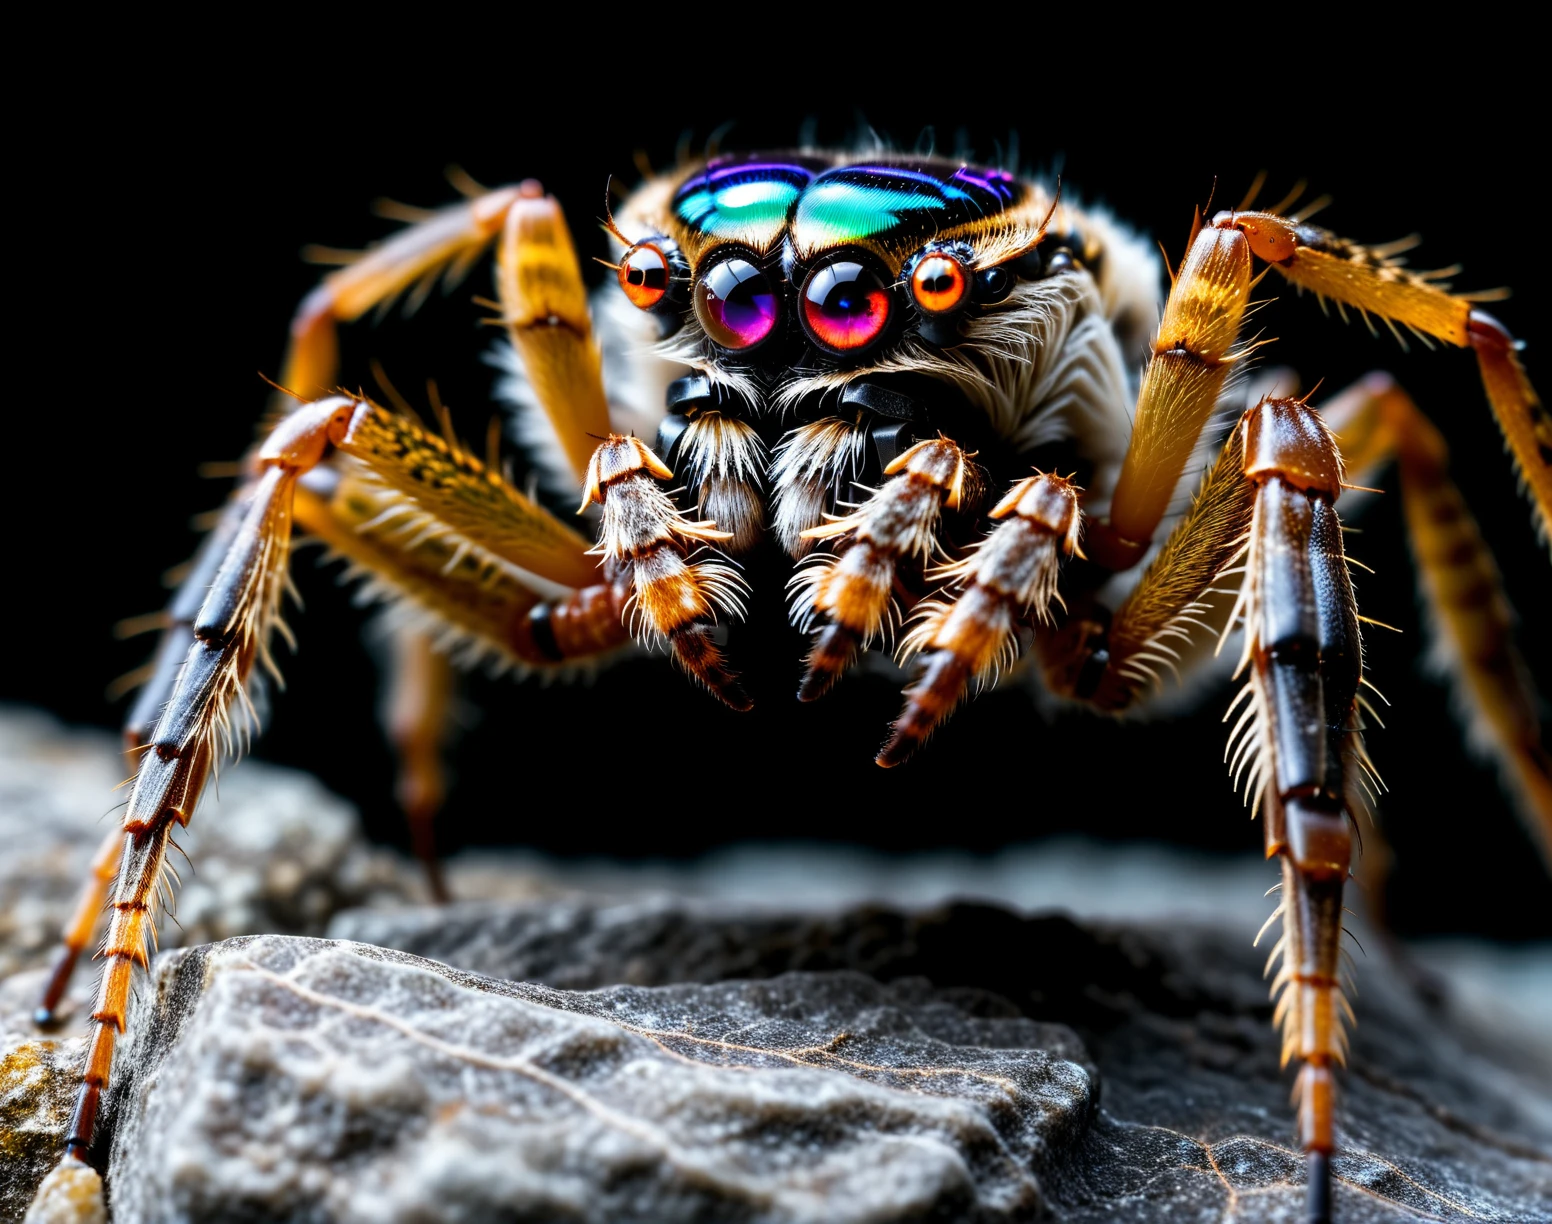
top-left (34, 150), bottom-right (1551, 1223)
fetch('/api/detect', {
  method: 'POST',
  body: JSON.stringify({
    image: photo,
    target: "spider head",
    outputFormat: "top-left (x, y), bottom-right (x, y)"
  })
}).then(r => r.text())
top-left (609, 154), bottom-right (1064, 388)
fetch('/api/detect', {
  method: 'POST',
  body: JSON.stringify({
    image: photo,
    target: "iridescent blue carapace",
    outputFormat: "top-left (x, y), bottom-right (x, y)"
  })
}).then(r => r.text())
top-left (670, 154), bottom-right (1030, 267)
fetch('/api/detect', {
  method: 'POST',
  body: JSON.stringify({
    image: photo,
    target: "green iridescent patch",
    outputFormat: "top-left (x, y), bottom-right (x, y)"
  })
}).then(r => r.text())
top-left (791, 181), bottom-right (951, 248)
top-left (673, 161), bottom-right (813, 244)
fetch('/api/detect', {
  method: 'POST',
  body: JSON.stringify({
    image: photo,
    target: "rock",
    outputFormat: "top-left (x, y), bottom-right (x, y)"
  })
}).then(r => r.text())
top-left (0, 708), bottom-right (415, 1219)
top-left (4, 709), bottom-right (1549, 1221)
top-left (327, 899), bottom-right (1552, 1223)
top-left (102, 936), bottom-right (1094, 1223)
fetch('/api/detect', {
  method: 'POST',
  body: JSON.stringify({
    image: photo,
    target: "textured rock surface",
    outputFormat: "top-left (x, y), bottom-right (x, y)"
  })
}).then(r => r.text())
top-left (329, 900), bottom-right (1552, 1222)
top-left (0, 708), bottom-right (413, 1218)
top-left (103, 937), bottom-right (1093, 1223)
top-left (4, 710), bottom-right (1550, 1222)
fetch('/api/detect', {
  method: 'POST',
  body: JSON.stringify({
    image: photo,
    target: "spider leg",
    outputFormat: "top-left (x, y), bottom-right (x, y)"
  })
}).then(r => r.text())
top-left (788, 435), bottom-right (976, 701)
top-left (282, 184), bottom-right (530, 406)
top-left (879, 472), bottom-right (1082, 766)
top-left (60, 396), bottom-right (364, 1163)
top-left (383, 627), bottom-right (454, 901)
top-left (1322, 374), bottom-right (1552, 865)
top-left (1085, 211), bottom-right (1256, 572)
top-left (1219, 210), bottom-right (1551, 556)
top-left (1040, 423), bottom-right (1256, 710)
top-left (32, 827), bottom-right (122, 1026)
top-left (579, 435), bottom-right (750, 709)
top-left (53, 395), bottom-right (634, 1164)
top-left (1229, 393), bottom-right (1365, 1224)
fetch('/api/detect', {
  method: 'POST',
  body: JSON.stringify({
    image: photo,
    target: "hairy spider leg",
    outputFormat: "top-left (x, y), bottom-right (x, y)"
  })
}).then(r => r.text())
top-left (60, 396), bottom-right (364, 1163)
top-left (1228, 395), bottom-right (1366, 1224)
top-left (1217, 210), bottom-right (1551, 558)
top-left (289, 465), bottom-right (628, 673)
top-left (881, 471), bottom-right (1083, 766)
top-left (54, 394), bottom-right (629, 1169)
top-left (1045, 423), bottom-right (1256, 711)
top-left (578, 434), bottom-right (750, 709)
top-left (1085, 212), bottom-right (1257, 571)
top-left (37, 478), bottom-right (289, 1022)
top-left (790, 436), bottom-right (976, 700)
top-left (1322, 374), bottom-right (1552, 867)
top-left (279, 179), bottom-right (618, 894)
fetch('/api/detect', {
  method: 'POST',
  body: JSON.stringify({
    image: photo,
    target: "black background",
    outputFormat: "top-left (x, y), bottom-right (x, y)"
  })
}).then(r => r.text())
top-left (10, 51), bottom-right (1549, 938)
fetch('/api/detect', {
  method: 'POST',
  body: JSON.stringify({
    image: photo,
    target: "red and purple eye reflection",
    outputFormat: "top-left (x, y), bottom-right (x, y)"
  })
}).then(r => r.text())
top-left (801, 259), bottom-right (891, 353)
top-left (694, 256), bottom-right (778, 350)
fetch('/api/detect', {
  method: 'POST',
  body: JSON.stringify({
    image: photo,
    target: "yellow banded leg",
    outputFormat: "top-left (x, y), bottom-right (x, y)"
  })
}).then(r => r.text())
top-left (1323, 374), bottom-right (1552, 866)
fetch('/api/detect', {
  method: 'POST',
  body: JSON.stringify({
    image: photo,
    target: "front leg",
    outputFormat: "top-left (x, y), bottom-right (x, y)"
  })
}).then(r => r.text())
top-left (62, 396), bottom-right (365, 1162)
top-left (788, 436), bottom-right (975, 700)
top-left (1227, 394), bottom-right (1366, 1224)
top-left (580, 435), bottom-right (750, 710)
top-left (881, 472), bottom-right (1083, 766)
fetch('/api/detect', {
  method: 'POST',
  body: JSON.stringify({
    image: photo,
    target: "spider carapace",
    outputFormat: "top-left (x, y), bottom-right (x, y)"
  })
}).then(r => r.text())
top-left (36, 151), bottom-right (1552, 1223)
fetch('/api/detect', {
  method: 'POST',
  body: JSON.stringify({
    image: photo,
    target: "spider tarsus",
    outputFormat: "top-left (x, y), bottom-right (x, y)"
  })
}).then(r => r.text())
top-left (1306, 1150), bottom-right (1332, 1223)
top-left (33, 945), bottom-right (80, 1028)
top-left (797, 623), bottom-right (857, 702)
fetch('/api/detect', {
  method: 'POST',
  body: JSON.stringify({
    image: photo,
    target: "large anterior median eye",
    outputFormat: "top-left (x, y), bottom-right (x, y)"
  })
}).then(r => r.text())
top-left (695, 255), bottom-right (778, 350)
top-left (801, 259), bottom-right (891, 353)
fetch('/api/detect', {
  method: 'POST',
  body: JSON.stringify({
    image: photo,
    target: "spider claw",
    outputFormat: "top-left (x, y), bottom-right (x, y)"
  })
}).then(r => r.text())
top-left (671, 623), bottom-right (752, 712)
top-left (878, 652), bottom-right (970, 768)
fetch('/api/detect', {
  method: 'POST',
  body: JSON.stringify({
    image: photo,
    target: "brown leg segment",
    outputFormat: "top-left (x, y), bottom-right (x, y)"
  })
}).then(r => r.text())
top-left (1322, 374), bottom-right (1552, 866)
top-left (280, 184), bottom-right (529, 405)
top-left (33, 826), bottom-right (122, 1026)
top-left (64, 397), bottom-right (365, 1161)
top-left (1227, 395), bottom-right (1366, 1224)
top-left (881, 472), bottom-right (1082, 766)
top-left (1086, 213), bottom-right (1255, 572)
top-left (384, 628), bottom-right (455, 903)
top-left (1218, 210), bottom-right (1551, 555)
top-left (291, 471), bottom-right (629, 672)
top-left (790, 437), bottom-right (975, 701)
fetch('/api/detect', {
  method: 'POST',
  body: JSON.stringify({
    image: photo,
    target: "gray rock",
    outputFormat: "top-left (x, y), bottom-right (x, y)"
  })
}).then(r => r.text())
top-left (329, 900), bottom-right (1552, 1223)
top-left (0, 708), bottom-right (415, 1218)
top-left (103, 936), bottom-right (1094, 1223)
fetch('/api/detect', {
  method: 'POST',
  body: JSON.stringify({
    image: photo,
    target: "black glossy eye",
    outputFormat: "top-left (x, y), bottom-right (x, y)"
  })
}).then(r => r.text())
top-left (694, 255), bottom-right (778, 350)
top-left (801, 259), bottom-right (892, 353)
top-left (973, 264), bottom-right (1016, 304)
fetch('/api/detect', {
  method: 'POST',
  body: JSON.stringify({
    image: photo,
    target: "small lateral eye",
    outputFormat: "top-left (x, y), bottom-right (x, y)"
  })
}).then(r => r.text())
top-left (910, 254), bottom-right (968, 315)
top-left (695, 255), bottom-right (779, 350)
top-left (801, 259), bottom-right (891, 353)
top-left (619, 242), bottom-right (671, 310)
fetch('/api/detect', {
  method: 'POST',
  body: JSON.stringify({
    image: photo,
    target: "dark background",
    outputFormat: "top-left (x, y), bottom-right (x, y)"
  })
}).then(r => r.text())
top-left (10, 57), bottom-right (1549, 938)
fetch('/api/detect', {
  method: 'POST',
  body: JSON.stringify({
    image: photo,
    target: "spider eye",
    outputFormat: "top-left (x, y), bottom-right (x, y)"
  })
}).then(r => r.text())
top-left (801, 258), bottom-right (891, 354)
top-left (619, 242), bottom-right (671, 310)
top-left (695, 255), bottom-right (778, 350)
top-left (910, 254), bottom-right (968, 315)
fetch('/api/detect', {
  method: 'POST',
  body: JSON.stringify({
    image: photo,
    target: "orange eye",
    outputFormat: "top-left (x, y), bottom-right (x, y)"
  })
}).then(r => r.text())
top-left (910, 254), bottom-right (968, 315)
top-left (619, 243), bottom-right (671, 310)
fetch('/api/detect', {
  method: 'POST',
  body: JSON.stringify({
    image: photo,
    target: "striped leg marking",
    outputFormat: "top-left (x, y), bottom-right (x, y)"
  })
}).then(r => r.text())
top-left (790, 436), bottom-right (973, 702)
top-left (881, 472), bottom-right (1082, 766)
top-left (63, 396), bottom-right (366, 1161)
top-left (580, 435), bottom-right (750, 710)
